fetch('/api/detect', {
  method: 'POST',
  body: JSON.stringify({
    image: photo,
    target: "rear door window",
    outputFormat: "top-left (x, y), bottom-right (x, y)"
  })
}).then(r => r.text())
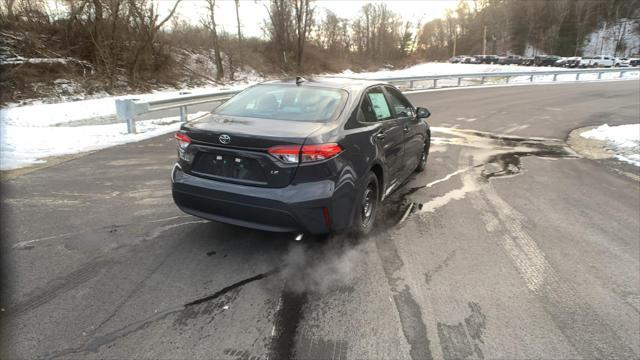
top-left (364, 87), bottom-right (392, 121)
top-left (359, 95), bottom-right (378, 123)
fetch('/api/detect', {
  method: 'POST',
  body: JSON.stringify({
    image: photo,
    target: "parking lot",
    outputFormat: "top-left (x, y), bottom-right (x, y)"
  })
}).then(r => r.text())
top-left (1, 80), bottom-right (639, 359)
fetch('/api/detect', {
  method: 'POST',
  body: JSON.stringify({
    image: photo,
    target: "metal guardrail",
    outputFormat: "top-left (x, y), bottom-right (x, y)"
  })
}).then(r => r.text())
top-left (376, 67), bottom-right (639, 90)
top-left (115, 90), bottom-right (239, 133)
top-left (115, 67), bottom-right (639, 133)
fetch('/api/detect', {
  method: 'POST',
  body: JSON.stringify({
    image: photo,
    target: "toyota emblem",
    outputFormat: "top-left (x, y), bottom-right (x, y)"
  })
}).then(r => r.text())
top-left (219, 134), bottom-right (231, 144)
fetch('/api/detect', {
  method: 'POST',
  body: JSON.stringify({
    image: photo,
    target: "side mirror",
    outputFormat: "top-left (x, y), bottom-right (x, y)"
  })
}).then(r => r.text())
top-left (416, 107), bottom-right (431, 119)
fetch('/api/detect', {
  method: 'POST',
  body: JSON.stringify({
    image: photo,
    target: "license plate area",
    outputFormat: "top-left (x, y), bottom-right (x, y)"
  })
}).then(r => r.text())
top-left (192, 151), bottom-right (268, 184)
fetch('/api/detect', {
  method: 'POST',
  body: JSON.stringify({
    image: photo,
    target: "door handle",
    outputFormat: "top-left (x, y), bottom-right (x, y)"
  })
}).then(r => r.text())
top-left (375, 132), bottom-right (386, 140)
top-left (403, 125), bottom-right (410, 133)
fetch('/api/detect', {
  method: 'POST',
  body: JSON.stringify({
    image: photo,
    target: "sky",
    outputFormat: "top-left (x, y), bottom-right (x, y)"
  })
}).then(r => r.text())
top-left (159, 0), bottom-right (462, 38)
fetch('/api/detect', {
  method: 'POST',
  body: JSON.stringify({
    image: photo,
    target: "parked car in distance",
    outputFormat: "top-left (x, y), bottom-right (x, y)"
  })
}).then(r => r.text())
top-left (459, 55), bottom-right (477, 64)
top-left (521, 57), bottom-right (535, 66)
top-left (563, 57), bottom-right (581, 68)
top-left (614, 57), bottom-right (629, 67)
top-left (171, 77), bottom-right (432, 237)
top-left (474, 55), bottom-right (499, 64)
top-left (578, 56), bottom-right (593, 68)
top-left (629, 58), bottom-right (640, 67)
top-left (534, 55), bottom-right (562, 66)
top-left (498, 55), bottom-right (523, 65)
top-left (554, 57), bottom-right (568, 67)
top-left (579, 55), bottom-right (614, 68)
top-left (450, 55), bottom-right (475, 64)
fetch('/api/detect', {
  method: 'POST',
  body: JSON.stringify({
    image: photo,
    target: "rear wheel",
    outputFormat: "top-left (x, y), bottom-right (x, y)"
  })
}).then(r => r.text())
top-left (351, 172), bottom-right (379, 237)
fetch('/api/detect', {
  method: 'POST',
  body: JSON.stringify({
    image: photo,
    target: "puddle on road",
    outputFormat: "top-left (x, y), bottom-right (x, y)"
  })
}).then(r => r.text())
top-left (383, 127), bottom-right (579, 226)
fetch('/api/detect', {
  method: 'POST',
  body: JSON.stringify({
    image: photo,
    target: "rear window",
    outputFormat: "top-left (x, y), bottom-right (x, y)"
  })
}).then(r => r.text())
top-left (215, 84), bottom-right (347, 122)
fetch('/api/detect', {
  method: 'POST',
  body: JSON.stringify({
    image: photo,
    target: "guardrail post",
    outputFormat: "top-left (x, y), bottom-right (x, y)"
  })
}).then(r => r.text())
top-left (126, 117), bottom-right (137, 134)
top-left (457, 77), bottom-right (462, 86)
top-left (529, 74), bottom-right (534, 82)
top-left (433, 79), bottom-right (438, 88)
top-left (179, 106), bottom-right (187, 122)
top-left (480, 76), bottom-right (485, 84)
top-left (553, 74), bottom-right (558, 82)
top-left (576, 73), bottom-right (580, 80)
top-left (597, 72), bottom-right (603, 80)
top-left (178, 91), bottom-right (191, 123)
top-left (505, 76), bottom-right (510, 84)
top-left (619, 71), bottom-right (624, 78)
top-left (409, 80), bottom-right (414, 89)
top-left (116, 98), bottom-right (140, 134)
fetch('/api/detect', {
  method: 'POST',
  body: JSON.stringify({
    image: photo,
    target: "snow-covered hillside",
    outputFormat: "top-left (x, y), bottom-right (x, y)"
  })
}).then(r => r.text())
top-left (582, 18), bottom-right (640, 57)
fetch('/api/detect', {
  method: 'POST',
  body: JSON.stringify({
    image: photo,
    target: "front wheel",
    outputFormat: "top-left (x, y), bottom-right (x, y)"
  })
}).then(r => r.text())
top-left (416, 141), bottom-right (429, 173)
top-left (351, 172), bottom-right (379, 237)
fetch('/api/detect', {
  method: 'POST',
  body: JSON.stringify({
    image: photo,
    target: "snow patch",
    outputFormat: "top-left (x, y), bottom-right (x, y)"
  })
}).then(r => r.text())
top-left (0, 112), bottom-right (206, 171)
top-left (581, 124), bottom-right (640, 166)
top-left (0, 82), bottom-right (252, 127)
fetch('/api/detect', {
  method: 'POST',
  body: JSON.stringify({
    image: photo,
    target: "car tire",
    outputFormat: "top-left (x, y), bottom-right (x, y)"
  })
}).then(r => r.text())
top-left (351, 172), bottom-right (379, 237)
top-left (415, 141), bottom-right (429, 173)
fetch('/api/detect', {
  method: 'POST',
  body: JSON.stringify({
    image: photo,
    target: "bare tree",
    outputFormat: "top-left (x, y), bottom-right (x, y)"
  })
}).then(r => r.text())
top-left (202, 0), bottom-right (223, 80)
top-left (2, 0), bottom-right (16, 20)
top-left (234, 0), bottom-right (242, 41)
top-left (128, 0), bottom-right (182, 82)
top-left (292, 0), bottom-right (313, 72)
top-left (265, 0), bottom-right (292, 69)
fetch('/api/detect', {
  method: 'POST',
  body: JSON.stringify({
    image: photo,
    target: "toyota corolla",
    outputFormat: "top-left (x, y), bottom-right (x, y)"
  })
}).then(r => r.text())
top-left (171, 77), bottom-right (431, 237)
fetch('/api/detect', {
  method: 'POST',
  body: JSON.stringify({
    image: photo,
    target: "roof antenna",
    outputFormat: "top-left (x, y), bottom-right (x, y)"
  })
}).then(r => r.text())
top-left (295, 76), bottom-right (306, 86)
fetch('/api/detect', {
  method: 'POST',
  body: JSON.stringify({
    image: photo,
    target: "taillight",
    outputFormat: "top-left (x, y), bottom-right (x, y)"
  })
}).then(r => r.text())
top-left (175, 131), bottom-right (191, 150)
top-left (268, 145), bottom-right (301, 164)
top-left (268, 143), bottom-right (342, 164)
top-left (300, 143), bottom-right (342, 162)
top-left (175, 131), bottom-right (192, 162)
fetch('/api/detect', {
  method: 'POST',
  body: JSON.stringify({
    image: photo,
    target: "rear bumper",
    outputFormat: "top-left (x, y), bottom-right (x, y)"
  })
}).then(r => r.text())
top-left (171, 165), bottom-right (339, 234)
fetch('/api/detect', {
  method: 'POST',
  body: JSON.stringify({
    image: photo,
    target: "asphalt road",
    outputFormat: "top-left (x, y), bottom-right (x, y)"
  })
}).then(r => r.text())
top-left (2, 80), bottom-right (639, 359)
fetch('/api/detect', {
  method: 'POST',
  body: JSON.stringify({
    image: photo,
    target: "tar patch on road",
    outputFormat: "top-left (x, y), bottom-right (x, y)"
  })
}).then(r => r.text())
top-left (269, 289), bottom-right (309, 360)
top-left (375, 230), bottom-right (433, 360)
top-left (436, 302), bottom-right (486, 360)
top-left (184, 270), bottom-right (278, 307)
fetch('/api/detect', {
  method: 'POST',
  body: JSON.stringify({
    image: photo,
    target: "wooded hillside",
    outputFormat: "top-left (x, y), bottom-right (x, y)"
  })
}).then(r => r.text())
top-left (1, 0), bottom-right (638, 104)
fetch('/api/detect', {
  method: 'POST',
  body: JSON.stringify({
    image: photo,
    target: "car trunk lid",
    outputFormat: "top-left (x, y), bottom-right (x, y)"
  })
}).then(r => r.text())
top-left (182, 114), bottom-right (324, 188)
